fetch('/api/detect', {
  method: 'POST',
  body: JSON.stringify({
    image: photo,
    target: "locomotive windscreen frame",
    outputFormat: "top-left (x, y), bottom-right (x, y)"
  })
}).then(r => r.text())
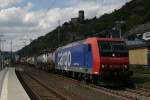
top-left (98, 41), bottom-right (128, 57)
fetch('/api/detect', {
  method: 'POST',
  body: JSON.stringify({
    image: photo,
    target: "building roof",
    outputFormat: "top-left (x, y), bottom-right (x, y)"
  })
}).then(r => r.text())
top-left (126, 39), bottom-right (149, 49)
top-left (128, 22), bottom-right (150, 36)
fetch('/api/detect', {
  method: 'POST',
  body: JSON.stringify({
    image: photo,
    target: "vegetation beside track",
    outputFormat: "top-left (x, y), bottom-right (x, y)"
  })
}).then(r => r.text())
top-left (130, 65), bottom-right (150, 87)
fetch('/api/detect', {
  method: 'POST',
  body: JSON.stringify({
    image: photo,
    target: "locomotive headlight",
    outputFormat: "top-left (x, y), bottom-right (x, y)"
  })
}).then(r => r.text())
top-left (124, 65), bottom-right (127, 68)
top-left (102, 65), bottom-right (105, 68)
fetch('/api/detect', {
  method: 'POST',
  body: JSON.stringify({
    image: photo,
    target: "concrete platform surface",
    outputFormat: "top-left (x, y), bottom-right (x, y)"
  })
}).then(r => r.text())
top-left (0, 68), bottom-right (8, 97)
top-left (0, 68), bottom-right (30, 100)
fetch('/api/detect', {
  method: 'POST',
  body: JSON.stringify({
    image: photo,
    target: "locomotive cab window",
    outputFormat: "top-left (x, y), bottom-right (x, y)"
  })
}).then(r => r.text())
top-left (98, 41), bottom-right (128, 57)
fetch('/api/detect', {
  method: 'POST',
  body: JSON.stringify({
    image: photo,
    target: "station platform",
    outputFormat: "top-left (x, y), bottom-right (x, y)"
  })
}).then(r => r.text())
top-left (0, 68), bottom-right (8, 97)
top-left (0, 67), bottom-right (30, 100)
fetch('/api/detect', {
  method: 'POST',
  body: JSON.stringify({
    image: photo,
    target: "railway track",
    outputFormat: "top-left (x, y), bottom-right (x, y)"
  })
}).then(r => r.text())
top-left (16, 66), bottom-right (150, 100)
top-left (138, 87), bottom-right (150, 93)
top-left (49, 73), bottom-right (150, 100)
top-left (30, 70), bottom-right (150, 100)
top-left (85, 84), bottom-right (150, 100)
top-left (125, 88), bottom-right (150, 97)
top-left (42, 72), bottom-right (150, 100)
top-left (16, 71), bottom-right (69, 100)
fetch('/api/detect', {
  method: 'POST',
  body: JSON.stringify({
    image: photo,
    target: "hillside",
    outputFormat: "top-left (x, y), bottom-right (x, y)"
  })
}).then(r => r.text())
top-left (18, 0), bottom-right (150, 56)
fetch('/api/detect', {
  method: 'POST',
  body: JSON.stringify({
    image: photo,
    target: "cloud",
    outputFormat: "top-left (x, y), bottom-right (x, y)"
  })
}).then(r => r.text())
top-left (24, 2), bottom-right (33, 11)
top-left (0, 0), bottom-right (129, 51)
top-left (0, 0), bottom-right (21, 9)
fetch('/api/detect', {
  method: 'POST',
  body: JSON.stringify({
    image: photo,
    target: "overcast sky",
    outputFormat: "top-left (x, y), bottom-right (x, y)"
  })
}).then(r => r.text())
top-left (0, 0), bottom-right (130, 52)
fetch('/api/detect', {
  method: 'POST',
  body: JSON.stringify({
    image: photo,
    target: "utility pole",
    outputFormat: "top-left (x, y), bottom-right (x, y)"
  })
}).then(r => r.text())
top-left (11, 40), bottom-right (12, 55)
top-left (58, 20), bottom-right (60, 47)
top-left (115, 21), bottom-right (125, 38)
top-left (10, 40), bottom-right (13, 67)
top-left (0, 35), bottom-right (4, 51)
top-left (0, 35), bottom-right (4, 70)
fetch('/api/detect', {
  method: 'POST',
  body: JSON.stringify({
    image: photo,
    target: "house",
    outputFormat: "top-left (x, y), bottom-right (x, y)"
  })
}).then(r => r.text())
top-left (126, 39), bottom-right (150, 65)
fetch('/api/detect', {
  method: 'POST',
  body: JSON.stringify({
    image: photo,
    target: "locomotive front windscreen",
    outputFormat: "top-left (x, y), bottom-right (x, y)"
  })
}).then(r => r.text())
top-left (98, 41), bottom-right (128, 57)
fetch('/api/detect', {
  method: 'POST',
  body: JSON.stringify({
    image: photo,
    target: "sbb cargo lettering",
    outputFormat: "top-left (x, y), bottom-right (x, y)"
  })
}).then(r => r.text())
top-left (58, 51), bottom-right (71, 68)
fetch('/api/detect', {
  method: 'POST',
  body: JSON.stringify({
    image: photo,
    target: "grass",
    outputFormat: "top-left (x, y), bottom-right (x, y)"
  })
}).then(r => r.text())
top-left (130, 65), bottom-right (150, 87)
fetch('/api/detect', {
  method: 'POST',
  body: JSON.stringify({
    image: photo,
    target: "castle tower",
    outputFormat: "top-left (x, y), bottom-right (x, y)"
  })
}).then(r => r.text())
top-left (79, 10), bottom-right (84, 22)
